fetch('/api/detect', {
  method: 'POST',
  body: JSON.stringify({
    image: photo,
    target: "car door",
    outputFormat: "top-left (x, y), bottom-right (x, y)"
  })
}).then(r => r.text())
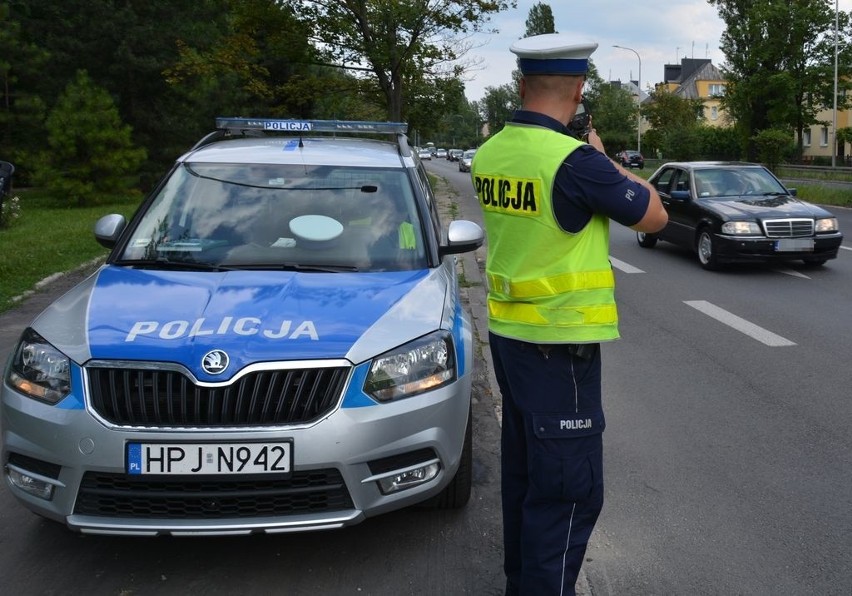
top-left (651, 167), bottom-right (677, 242)
top-left (661, 168), bottom-right (701, 248)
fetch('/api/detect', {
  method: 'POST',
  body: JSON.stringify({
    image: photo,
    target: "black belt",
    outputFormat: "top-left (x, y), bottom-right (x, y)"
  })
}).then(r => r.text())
top-left (536, 343), bottom-right (598, 360)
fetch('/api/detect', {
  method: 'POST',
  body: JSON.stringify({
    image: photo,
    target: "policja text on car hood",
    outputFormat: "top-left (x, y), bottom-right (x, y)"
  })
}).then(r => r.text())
top-left (29, 265), bottom-right (449, 382)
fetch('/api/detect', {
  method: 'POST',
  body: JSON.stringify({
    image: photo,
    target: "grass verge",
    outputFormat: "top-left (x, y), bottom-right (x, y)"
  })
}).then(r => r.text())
top-left (0, 189), bottom-right (140, 313)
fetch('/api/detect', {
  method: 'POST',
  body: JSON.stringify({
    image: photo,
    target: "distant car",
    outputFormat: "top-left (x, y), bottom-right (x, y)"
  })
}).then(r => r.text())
top-left (417, 149), bottom-right (432, 160)
top-left (458, 149), bottom-right (476, 173)
top-left (637, 161), bottom-right (843, 270)
top-left (448, 149), bottom-right (463, 162)
top-left (435, 148), bottom-right (447, 159)
top-left (618, 150), bottom-right (644, 169)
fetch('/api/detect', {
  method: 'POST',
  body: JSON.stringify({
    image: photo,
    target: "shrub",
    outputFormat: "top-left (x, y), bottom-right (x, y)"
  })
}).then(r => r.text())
top-left (0, 195), bottom-right (21, 228)
top-left (32, 70), bottom-right (146, 207)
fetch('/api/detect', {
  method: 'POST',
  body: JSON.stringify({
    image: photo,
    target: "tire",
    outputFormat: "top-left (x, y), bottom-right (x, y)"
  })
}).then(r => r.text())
top-left (419, 406), bottom-right (472, 509)
top-left (697, 228), bottom-right (721, 270)
top-left (637, 231), bottom-right (658, 248)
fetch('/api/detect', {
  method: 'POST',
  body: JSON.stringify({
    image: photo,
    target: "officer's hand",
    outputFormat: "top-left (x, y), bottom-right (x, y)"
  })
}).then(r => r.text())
top-left (587, 128), bottom-right (606, 154)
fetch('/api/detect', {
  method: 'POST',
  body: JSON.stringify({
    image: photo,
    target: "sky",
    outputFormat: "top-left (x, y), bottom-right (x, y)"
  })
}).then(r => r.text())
top-left (460, 0), bottom-right (852, 103)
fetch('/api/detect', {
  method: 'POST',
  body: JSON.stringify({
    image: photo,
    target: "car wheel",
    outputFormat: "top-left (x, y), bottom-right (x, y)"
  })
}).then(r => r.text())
top-left (636, 231), bottom-right (658, 248)
top-left (803, 257), bottom-right (827, 267)
top-left (419, 406), bottom-right (472, 509)
top-left (696, 228), bottom-right (721, 270)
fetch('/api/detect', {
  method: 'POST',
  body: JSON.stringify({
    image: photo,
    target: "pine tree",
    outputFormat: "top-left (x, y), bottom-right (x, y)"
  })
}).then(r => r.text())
top-left (34, 70), bottom-right (146, 207)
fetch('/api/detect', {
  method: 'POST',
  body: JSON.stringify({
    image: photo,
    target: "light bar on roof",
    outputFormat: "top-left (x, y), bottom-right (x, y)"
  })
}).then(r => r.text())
top-left (215, 118), bottom-right (407, 135)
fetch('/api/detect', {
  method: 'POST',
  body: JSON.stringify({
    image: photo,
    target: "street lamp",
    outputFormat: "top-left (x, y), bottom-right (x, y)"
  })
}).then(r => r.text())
top-left (613, 45), bottom-right (642, 154)
top-left (832, 0), bottom-right (838, 168)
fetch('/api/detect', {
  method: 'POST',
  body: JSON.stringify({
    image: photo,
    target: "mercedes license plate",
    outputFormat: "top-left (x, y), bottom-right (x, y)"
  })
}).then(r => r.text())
top-left (774, 238), bottom-right (814, 252)
top-left (127, 442), bottom-right (292, 475)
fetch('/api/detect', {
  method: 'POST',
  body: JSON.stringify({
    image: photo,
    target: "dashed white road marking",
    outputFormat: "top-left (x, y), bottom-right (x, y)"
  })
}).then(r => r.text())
top-left (684, 300), bottom-right (796, 347)
top-left (609, 256), bottom-right (644, 274)
top-left (772, 268), bottom-right (810, 279)
top-left (840, 245), bottom-right (852, 251)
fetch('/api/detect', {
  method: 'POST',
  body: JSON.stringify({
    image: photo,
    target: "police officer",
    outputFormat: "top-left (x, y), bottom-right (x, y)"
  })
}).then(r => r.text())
top-left (470, 34), bottom-right (668, 595)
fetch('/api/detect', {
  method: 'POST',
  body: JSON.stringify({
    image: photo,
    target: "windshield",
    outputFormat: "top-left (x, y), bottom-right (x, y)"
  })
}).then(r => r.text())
top-left (694, 167), bottom-right (788, 198)
top-left (119, 163), bottom-right (427, 271)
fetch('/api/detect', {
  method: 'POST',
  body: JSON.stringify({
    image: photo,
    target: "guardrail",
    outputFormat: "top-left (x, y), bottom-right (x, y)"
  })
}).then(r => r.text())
top-left (778, 163), bottom-right (852, 174)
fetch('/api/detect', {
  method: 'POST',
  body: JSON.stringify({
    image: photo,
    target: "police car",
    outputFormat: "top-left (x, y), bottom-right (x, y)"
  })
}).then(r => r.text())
top-left (1, 118), bottom-right (484, 536)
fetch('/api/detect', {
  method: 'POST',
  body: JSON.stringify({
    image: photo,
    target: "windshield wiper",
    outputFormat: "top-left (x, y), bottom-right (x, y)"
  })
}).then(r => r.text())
top-left (113, 258), bottom-right (238, 272)
top-left (235, 263), bottom-right (360, 273)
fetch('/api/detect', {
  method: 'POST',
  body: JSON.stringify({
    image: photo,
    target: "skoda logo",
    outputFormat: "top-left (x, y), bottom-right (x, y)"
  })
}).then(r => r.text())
top-left (201, 350), bottom-right (229, 375)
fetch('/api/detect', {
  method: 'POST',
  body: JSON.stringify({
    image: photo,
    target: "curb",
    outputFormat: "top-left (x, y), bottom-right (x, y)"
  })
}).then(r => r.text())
top-left (9, 256), bottom-right (104, 304)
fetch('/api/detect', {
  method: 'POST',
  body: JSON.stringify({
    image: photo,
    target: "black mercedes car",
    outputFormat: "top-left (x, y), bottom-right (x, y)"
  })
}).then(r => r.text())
top-left (637, 162), bottom-right (843, 270)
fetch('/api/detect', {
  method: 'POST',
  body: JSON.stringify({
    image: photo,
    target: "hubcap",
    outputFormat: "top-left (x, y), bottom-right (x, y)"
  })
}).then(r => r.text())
top-left (699, 234), bottom-right (712, 263)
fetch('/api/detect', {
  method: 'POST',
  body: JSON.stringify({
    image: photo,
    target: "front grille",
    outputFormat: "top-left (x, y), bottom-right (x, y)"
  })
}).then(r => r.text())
top-left (73, 469), bottom-right (353, 519)
top-left (87, 366), bottom-right (349, 427)
top-left (763, 218), bottom-right (814, 238)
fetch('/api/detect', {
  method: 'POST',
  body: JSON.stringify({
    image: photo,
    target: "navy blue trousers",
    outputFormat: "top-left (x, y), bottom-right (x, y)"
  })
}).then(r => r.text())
top-left (490, 333), bottom-right (605, 596)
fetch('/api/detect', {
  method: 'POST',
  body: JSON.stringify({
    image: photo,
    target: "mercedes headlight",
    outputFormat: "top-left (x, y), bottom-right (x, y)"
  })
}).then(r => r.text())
top-left (721, 221), bottom-right (761, 235)
top-left (7, 328), bottom-right (71, 404)
top-left (815, 217), bottom-right (838, 232)
top-left (364, 331), bottom-right (456, 402)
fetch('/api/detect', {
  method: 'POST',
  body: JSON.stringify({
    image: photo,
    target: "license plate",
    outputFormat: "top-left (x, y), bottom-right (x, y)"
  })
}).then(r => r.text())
top-left (775, 238), bottom-right (814, 252)
top-left (127, 442), bottom-right (292, 475)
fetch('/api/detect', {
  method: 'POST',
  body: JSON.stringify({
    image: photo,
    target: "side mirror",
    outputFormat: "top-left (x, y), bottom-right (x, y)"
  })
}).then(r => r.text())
top-left (94, 214), bottom-right (127, 249)
top-left (670, 190), bottom-right (690, 201)
top-left (786, 187), bottom-right (797, 196)
top-left (439, 219), bottom-right (484, 257)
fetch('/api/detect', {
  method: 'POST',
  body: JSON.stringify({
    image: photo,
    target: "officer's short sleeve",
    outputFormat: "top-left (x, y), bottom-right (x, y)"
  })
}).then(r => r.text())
top-left (553, 146), bottom-right (651, 232)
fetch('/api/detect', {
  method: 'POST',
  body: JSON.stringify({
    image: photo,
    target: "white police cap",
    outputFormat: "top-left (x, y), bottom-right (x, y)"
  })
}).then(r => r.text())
top-left (511, 34), bottom-right (598, 76)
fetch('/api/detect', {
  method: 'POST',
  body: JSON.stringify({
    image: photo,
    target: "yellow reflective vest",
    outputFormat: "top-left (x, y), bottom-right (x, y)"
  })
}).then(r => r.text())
top-left (471, 123), bottom-right (619, 343)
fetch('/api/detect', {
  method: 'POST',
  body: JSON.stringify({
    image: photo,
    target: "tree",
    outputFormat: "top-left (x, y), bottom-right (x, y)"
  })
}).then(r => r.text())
top-left (584, 78), bottom-right (637, 154)
top-left (294, 1), bottom-right (516, 121)
top-left (10, 0), bottom-right (238, 184)
top-left (0, 2), bottom-right (49, 184)
top-left (166, 0), bottom-right (337, 117)
top-left (752, 128), bottom-right (795, 170)
top-left (480, 83), bottom-right (519, 136)
top-left (709, 0), bottom-right (852, 160)
top-left (641, 89), bottom-right (705, 159)
top-left (34, 70), bottom-right (146, 207)
top-left (524, 2), bottom-right (556, 36)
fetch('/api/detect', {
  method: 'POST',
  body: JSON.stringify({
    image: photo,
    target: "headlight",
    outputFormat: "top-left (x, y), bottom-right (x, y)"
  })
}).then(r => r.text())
top-left (7, 328), bottom-right (71, 404)
top-left (721, 221), bottom-right (761, 235)
top-left (815, 217), bottom-right (838, 232)
top-left (364, 331), bottom-right (456, 402)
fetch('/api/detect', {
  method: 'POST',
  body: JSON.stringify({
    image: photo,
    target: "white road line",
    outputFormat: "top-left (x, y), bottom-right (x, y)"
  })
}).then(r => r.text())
top-left (684, 300), bottom-right (796, 347)
top-left (841, 245), bottom-right (852, 251)
top-left (772, 268), bottom-right (810, 279)
top-left (609, 256), bottom-right (644, 273)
